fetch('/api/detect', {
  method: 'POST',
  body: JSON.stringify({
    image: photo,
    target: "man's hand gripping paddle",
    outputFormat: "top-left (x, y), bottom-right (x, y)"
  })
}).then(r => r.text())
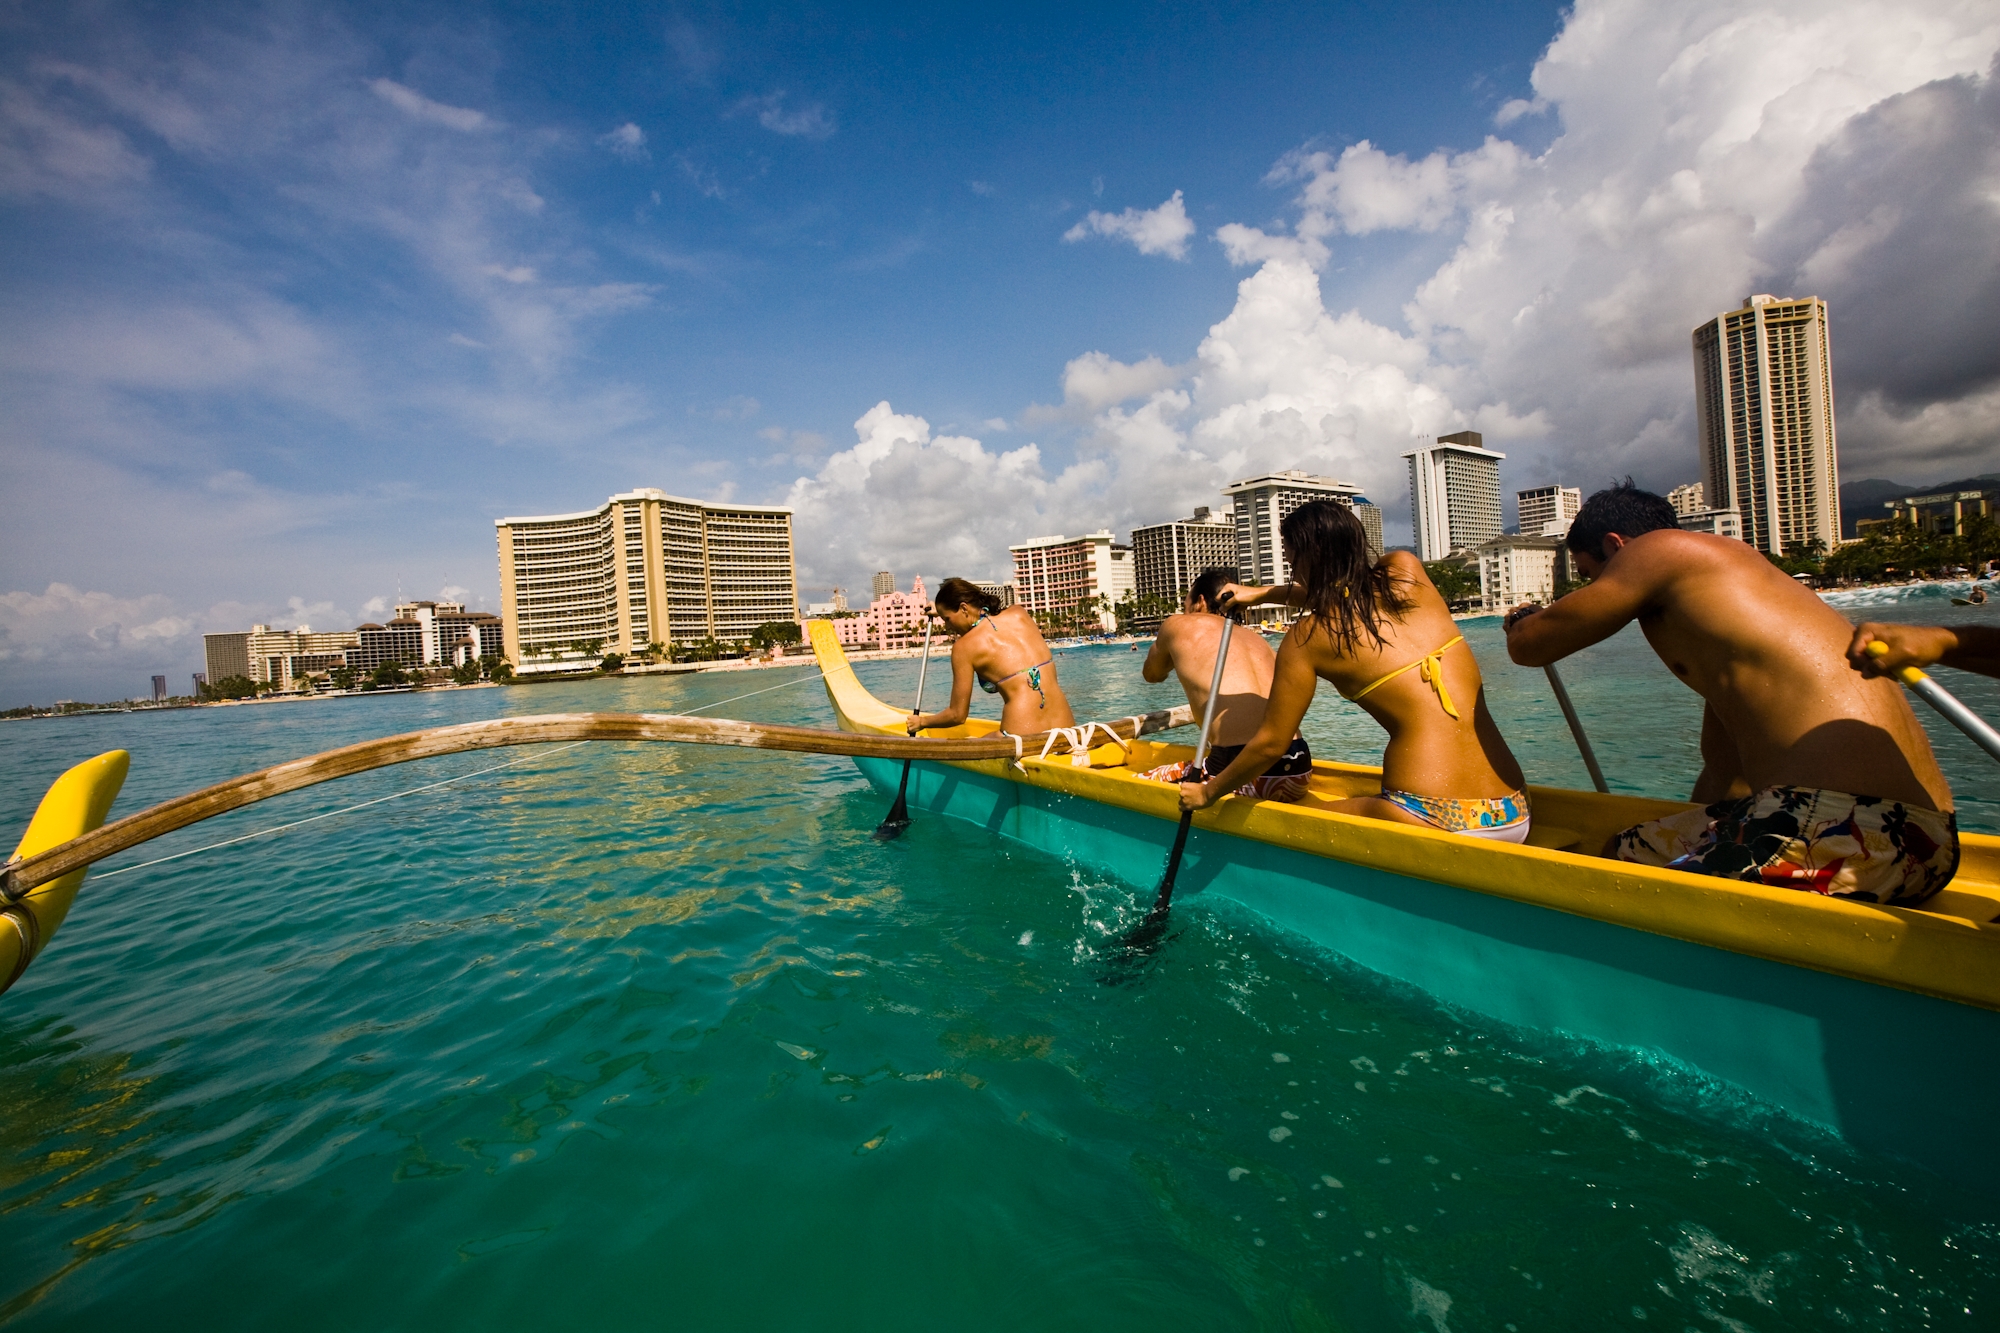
top-left (1867, 640), bottom-right (2000, 765)
top-left (1109, 600), bottom-right (1238, 965)
top-left (874, 616), bottom-right (936, 840)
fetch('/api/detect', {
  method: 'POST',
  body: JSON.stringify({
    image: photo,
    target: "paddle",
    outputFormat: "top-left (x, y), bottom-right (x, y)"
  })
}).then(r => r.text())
top-left (1867, 640), bottom-right (2000, 764)
top-left (873, 616), bottom-right (937, 840)
top-left (1114, 605), bottom-right (1238, 958)
top-left (1543, 662), bottom-right (1610, 793)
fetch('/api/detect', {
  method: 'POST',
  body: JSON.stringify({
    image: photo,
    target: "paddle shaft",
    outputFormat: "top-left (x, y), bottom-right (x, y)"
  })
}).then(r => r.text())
top-left (1868, 642), bottom-right (2000, 765)
top-left (1155, 613), bottom-right (1238, 904)
top-left (1543, 663), bottom-right (1610, 794)
top-left (877, 618), bottom-right (939, 837)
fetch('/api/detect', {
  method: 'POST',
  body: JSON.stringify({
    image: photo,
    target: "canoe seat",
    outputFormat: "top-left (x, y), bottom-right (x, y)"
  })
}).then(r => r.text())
top-left (1525, 824), bottom-right (1584, 852)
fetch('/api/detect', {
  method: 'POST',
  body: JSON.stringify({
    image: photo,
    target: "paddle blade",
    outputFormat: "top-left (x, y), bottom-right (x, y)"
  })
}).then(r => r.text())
top-left (1101, 812), bottom-right (1193, 976)
top-left (873, 760), bottom-right (915, 840)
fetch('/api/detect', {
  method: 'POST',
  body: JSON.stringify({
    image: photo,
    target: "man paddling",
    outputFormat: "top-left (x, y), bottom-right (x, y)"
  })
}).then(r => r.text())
top-left (1137, 568), bottom-right (1313, 801)
top-left (1505, 482), bottom-right (1957, 905)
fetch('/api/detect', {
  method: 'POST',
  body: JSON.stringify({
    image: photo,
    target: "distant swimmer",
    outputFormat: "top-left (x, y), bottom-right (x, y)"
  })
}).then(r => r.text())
top-left (907, 578), bottom-right (1077, 737)
top-left (1507, 482), bottom-right (1957, 905)
top-left (1137, 568), bottom-right (1313, 802)
top-left (1183, 501), bottom-right (1531, 841)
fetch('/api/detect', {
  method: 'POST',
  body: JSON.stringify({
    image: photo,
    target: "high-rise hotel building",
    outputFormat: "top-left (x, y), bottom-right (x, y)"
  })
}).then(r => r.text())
top-left (1692, 295), bottom-right (1840, 555)
top-left (1131, 506), bottom-right (1238, 605)
top-left (496, 489), bottom-right (797, 666)
top-left (1405, 431), bottom-right (1506, 561)
top-left (1222, 471), bottom-right (1379, 587)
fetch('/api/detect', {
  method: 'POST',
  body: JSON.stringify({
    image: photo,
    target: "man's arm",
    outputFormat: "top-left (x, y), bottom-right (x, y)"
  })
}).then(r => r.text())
top-left (1141, 617), bottom-right (1178, 684)
top-left (1504, 550), bottom-right (1661, 666)
top-left (1690, 703), bottom-right (1751, 804)
top-left (1847, 622), bottom-right (2000, 678)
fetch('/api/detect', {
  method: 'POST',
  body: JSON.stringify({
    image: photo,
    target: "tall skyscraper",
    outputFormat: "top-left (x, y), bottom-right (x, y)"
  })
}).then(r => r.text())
top-left (1516, 485), bottom-right (1581, 537)
top-left (1404, 431), bottom-right (1507, 561)
top-left (1222, 471), bottom-right (1375, 586)
top-left (1693, 295), bottom-right (1840, 554)
top-left (1131, 506), bottom-right (1238, 605)
top-left (871, 571), bottom-right (895, 599)
top-left (497, 489), bottom-right (796, 668)
top-left (151, 675), bottom-right (167, 703)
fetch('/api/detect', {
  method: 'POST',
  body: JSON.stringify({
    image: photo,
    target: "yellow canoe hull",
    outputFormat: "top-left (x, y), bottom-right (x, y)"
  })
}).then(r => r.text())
top-left (3, 751), bottom-right (129, 994)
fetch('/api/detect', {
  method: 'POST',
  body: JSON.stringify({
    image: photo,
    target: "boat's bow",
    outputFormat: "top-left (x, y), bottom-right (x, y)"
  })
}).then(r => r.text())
top-left (4, 750), bottom-right (128, 994)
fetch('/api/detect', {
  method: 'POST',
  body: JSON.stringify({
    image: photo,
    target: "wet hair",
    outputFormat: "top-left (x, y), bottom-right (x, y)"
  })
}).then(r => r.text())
top-left (1187, 566), bottom-right (1239, 611)
top-left (934, 577), bottom-right (1002, 614)
top-left (1280, 500), bottom-right (1409, 652)
top-left (1565, 479), bottom-right (1681, 558)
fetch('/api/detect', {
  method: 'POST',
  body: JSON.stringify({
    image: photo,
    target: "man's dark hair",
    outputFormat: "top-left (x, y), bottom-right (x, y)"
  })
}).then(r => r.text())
top-left (1566, 479), bottom-right (1680, 557)
top-left (1188, 567), bottom-right (1239, 611)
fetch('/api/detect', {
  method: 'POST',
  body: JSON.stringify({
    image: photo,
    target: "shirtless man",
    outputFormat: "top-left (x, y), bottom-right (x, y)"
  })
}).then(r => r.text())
top-left (1138, 567), bottom-right (1314, 801)
top-left (1505, 482), bottom-right (1957, 905)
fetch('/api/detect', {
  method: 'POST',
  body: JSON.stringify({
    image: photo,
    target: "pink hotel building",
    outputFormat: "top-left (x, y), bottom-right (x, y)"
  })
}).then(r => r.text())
top-left (831, 576), bottom-right (932, 652)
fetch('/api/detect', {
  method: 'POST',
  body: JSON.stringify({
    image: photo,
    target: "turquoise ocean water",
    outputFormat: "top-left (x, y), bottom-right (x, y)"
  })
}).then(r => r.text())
top-left (5, 588), bottom-right (1999, 1329)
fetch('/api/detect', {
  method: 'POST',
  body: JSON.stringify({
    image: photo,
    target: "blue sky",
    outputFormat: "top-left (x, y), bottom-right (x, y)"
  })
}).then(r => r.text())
top-left (3, 0), bottom-right (1998, 704)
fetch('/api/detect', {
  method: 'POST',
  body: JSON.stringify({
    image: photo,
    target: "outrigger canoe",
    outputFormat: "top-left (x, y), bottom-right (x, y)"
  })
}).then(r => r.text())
top-left (808, 620), bottom-right (2000, 1192)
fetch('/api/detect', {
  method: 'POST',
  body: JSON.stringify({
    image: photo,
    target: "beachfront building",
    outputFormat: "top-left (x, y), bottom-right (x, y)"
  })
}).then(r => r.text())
top-left (1693, 295), bottom-right (1841, 555)
top-left (1667, 482), bottom-right (1706, 517)
top-left (871, 571), bottom-right (895, 599)
top-left (1223, 472), bottom-right (1378, 589)
top-left (1132, 506), bottom-right (1238, 608)
top-left (1010, 531), bottom-right (1135, 634)
top-left (975, 581), bottom-right (1017, 609)
top-left (831, 577), bottom-right (932, 652)
top-left (1476, 534), bottom-right (1562, 613)
top-left (348, 618), bottom-right (423, 673)
top-left (1405, 431), bottom-right (1506, 561)
top-left (1517, 485), bottom-right (1581, 538)
top-left (245, 624), bottom-right (362, 689)
top-left (1880, 487), bottom-right (1997, 537)
top-left (496, 489), bottom-right (797, 670)
top-left (1676, 507), bottom-right (1746, 540)
top-left (203, 631), bottom-right (251, 684)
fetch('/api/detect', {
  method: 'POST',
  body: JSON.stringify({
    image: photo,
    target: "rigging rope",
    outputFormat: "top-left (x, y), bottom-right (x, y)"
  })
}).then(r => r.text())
top-left (89, 742), bottom-right (592, 882)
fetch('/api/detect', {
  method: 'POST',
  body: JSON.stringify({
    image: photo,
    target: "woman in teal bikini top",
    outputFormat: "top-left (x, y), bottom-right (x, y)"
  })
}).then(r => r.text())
top-left (971, 613), bottom-right (1053, 708)
top-left (907, 579), bottom-right (1076, 737)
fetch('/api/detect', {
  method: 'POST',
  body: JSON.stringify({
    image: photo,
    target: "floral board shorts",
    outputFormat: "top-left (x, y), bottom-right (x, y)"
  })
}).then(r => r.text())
top-left (1613, 786), bottom-right (1959, 906)
top-left (1140, 735), bottom-right (1314, 803)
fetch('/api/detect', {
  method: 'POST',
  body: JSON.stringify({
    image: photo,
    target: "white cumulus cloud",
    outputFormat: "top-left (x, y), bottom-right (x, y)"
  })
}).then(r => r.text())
top-left (599, 121), bottom-right (646, 159)
top-left (1063, 190), bottom-right (1196, 259)
top-left (367, 78), bottom-right (489, 132)
top-left (794, 0), bottom-right (2000, 589)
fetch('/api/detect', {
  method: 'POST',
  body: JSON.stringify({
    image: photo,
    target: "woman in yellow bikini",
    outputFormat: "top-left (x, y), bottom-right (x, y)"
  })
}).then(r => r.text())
top-left (1182, 501), bottom-right (1531, 841)
top-left (908, 578), bottom-right (1077, 738)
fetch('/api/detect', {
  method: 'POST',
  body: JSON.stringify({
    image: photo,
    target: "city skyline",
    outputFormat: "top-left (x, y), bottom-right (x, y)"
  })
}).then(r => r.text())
top-left (4, 1), bottom-right (1998, 705)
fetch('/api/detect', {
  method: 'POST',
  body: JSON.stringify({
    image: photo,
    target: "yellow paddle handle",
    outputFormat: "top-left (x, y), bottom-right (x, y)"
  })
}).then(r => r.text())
top-left (1866, 639), bottom-right (1929, 686)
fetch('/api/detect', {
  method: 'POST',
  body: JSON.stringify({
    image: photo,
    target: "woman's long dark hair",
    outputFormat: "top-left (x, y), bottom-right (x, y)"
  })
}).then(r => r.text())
top-left (934, 577), bottom-right (1003, 614)
top-left (1280, 500), bottom-right (1410, 651)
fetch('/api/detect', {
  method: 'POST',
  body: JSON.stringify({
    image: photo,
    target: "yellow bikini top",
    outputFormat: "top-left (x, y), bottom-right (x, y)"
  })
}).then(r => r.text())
top-left (1342, 635), bottom-right (1465, 719)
